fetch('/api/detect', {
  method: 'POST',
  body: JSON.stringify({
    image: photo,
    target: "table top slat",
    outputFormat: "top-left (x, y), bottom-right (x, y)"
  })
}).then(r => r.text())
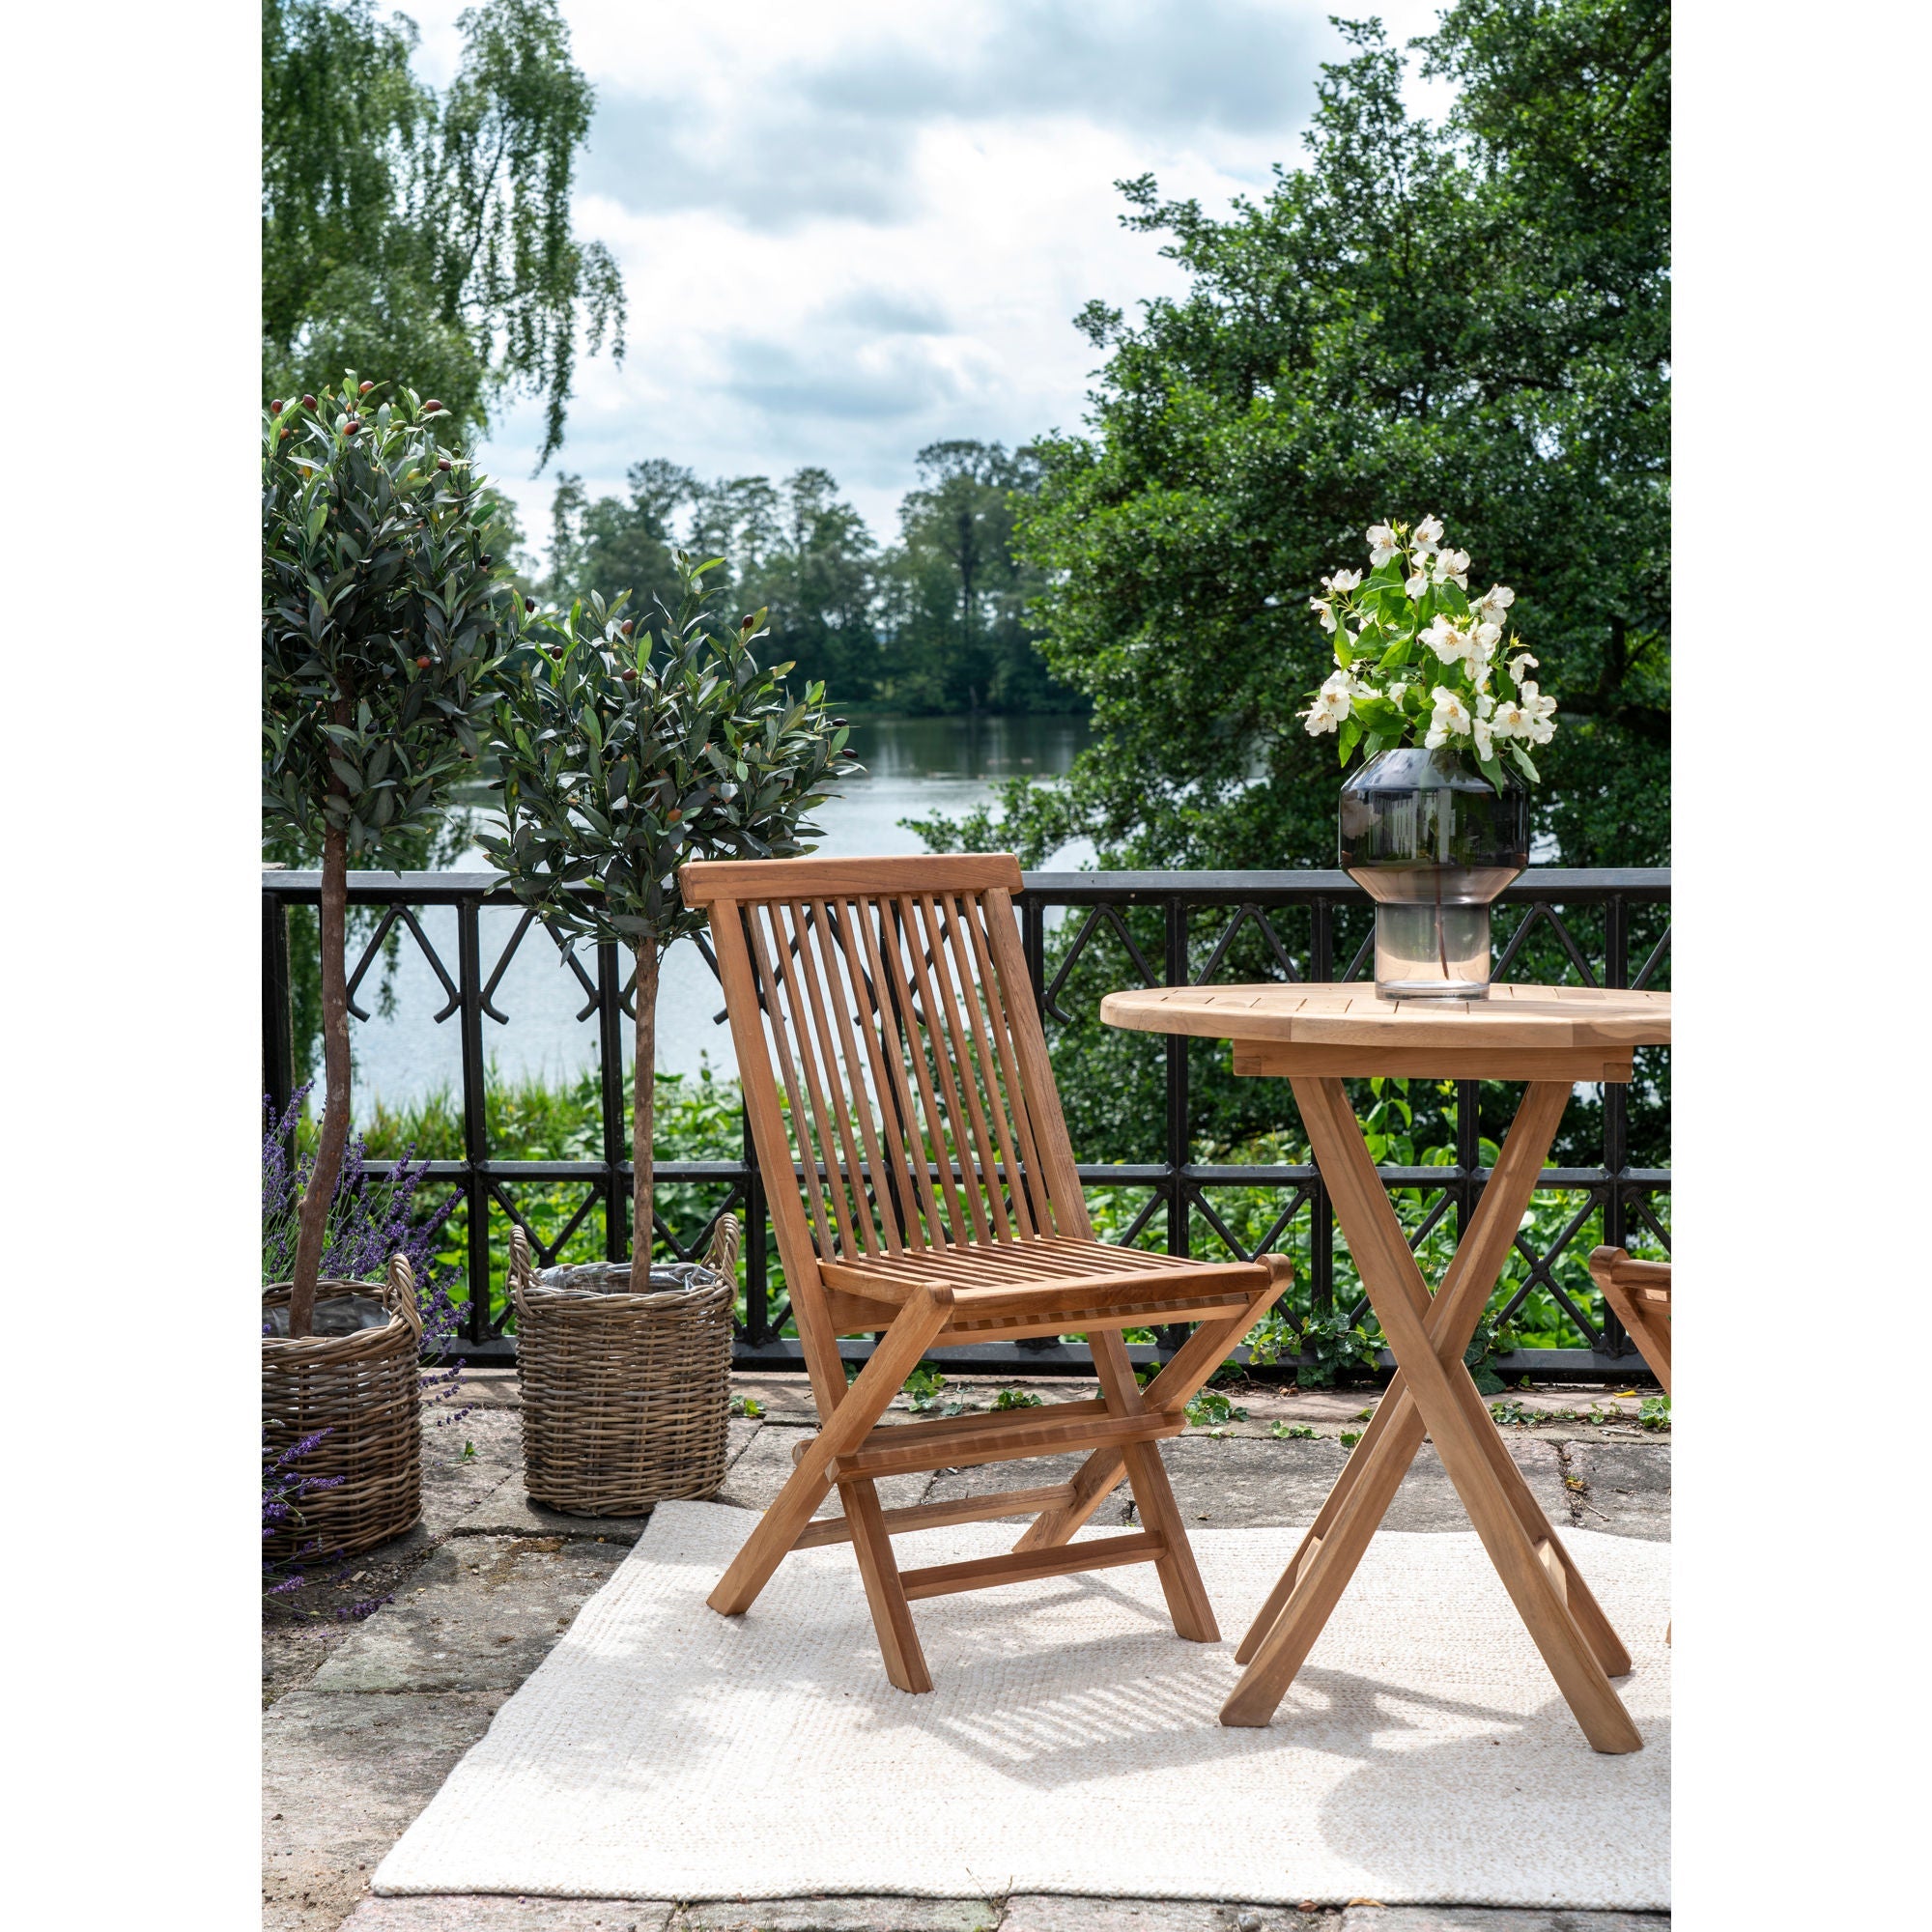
top-left (1100, 980), bottom-right (1669, 1051)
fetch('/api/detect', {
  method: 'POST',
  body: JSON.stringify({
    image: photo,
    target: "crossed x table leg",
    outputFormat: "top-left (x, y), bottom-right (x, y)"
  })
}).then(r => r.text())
top-left (1220, 1076), bottom-right (1642, 1754)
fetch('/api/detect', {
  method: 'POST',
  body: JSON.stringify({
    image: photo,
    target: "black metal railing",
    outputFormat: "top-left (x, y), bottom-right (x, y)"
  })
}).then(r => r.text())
top-left (262, 867), bottom-right (1669, 1378)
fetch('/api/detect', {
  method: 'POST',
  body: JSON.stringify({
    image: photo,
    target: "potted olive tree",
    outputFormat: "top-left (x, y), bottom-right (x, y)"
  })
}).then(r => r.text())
top-left (484, 551), bottom-right (856, 1513)
top-left (263, 373), bottom-right (522, 1551)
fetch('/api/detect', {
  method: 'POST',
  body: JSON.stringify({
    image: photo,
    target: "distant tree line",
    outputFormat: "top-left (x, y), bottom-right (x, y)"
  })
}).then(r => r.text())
top-left (542, 440), bottom-right (1076, 716)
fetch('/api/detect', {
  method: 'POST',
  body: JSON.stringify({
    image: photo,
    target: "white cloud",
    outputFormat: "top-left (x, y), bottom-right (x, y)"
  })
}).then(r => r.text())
top-left (392, 0), bottom-right (1459, 557)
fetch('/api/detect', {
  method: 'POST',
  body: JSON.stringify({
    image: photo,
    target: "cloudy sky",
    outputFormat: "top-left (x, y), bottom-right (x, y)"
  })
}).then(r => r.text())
top-left (399, 0), bottom-right (1455, 563)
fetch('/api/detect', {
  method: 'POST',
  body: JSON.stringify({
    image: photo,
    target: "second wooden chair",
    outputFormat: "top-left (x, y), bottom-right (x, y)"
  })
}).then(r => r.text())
top-left (681, 852), bottom-right (1291, 1692)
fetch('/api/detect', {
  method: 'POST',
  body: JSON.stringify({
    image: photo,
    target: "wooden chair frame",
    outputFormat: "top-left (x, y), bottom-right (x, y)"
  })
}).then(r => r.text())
top-left (680, 853), bottom-right (1290, 1691)
top-left (1587, 1247), bottom-right (1671, 1395)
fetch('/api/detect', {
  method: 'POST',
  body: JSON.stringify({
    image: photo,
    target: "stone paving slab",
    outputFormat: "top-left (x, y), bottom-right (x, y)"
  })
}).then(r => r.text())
top-left (674, 1900), bottom-right (1001, 1931)
top-left (1563, 1441), bottom-right (1670, 1542)
top-left (265, 1690), bottom-right (507, 1932)
top-left (715, 1422), bottom-right (934, 1515)
top-left (448, 1417), bottom-right (763, 1542)
top-left (343, 1900), bottom-right (673, 1930)
top-left (1337, 1912), bottom-right (1667, 1931)
top-left (1003, 1900), bottom-right (1321, 1930)
top-left (1152, 1437), bottom-right (1570, 1535)
top-left (311, 1538), bottom-right (629, 1693)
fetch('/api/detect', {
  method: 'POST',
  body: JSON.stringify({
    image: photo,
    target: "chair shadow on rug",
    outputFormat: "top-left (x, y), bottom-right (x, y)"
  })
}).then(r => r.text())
top-left (680, 853), bottom-right (1293, 1693)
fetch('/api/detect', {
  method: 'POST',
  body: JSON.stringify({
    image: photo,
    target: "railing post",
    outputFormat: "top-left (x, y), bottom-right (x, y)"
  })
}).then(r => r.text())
top-left (598, 938), bottom-right (628, 1264)
top-left (1308, 896), bottom-right (1335, 1321)
top-left (1600, 894), bottom-right (1631, 1355)
top-left (1161, 897), bottom-right (1191, 1350)
top-left (263, 886), bottom-right (296, 1139)
top-left (457, 896), bottom-right (492, 1346)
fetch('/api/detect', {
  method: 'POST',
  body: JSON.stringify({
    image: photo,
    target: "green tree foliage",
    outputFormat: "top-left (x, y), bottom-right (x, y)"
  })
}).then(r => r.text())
top-left (263, 376), bottom-right (526, 1331)
top-left (538, 441), bottom-right (1074, 715)
top-left (876, 441), bottom-right (1062, 713)
top-left (481, 555), bottom-right (857, 1286)
top-left (263, 0), bottom-right (626, 465)
top-left (944, 0), bottom-right (1667, 871)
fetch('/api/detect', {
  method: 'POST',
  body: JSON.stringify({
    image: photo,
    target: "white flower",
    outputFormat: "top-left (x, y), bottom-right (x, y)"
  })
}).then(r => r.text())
top-left (1518, 680), bottom-right (1558, 744)
top-left (1405, 568), bottom-right (1429, 599)
top-left (1477, 583), bottom-right (1516, 623)
top-left (1422, 613), bottom-right (1473, 664)
top-left (1387, 681), bottom-right (1408, 704)
top-left (1492, 696), bottom-right (1529, 738)
top-left (1366, 523), bottom-right (1402, 567)
top-left (1472, 715), bottom-right (1494, 761)
top-left (1300, 678), bottom-right (1353, 735)
top-left (1412, 514), bottom-right (1444, 554)
top-left (1424, 685), bottom-right (1471, 748)
top-left (1434, 547), bottom-right (1471, 589)
top-left (1506, 650), bottom-right (1539, 682)
top-left (1323, 568), bottom-right (1362, 595)
top-left (1309, 596), bottom-right (1338, 634)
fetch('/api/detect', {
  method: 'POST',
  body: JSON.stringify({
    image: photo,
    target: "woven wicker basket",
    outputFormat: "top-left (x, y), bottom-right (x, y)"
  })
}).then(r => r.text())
top-left (262, 1256), bottom-right (424, 1561)
top-left (513, 1217), bottom-right (739, 1516)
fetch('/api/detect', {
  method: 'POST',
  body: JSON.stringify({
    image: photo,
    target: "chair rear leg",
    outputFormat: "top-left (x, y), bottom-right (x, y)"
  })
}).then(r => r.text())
top-left (1090, 1330), bottom-right (1218, 1642)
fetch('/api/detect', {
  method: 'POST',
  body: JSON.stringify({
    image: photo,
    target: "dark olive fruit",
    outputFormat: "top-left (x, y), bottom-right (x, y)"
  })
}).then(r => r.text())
top-left (345, 418), bottom-right (361, 436)
top-left (620, 668), bottom-right (638, 683)
top-left (620, 619), bottom-right (635, 636)
top-left (438, 457), bottom-right (451, 471)
top-left (300, 394), bottom-right (318, 410)
top-left (423, 399), bottom-right (443, 412)
top-left (667, 809), bottom-right (682, 823)
top-left (478, 554), bottom-right (492, 566)
top-left (358, 381), bottom-right (374, 394)
top-left (270, 399), bottom-right (283, 413)
top-left (415, 655), bottom-right (432, 669)
top-left (525, 597), bottom-right (536, 612)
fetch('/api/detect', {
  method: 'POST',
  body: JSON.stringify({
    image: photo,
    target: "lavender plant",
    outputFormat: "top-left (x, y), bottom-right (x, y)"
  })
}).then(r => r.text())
top-left (264, 1092), bottom-right (475, 1427)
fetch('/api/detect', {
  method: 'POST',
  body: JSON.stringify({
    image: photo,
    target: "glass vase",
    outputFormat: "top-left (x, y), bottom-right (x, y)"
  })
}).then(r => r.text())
top-left (1338, 747), bottom-right (1529, 1000)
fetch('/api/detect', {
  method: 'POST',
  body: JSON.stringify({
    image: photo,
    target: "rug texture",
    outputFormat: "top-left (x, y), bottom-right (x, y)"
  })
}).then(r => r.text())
top-left (373, 1500), bottom-right (1668, 1909)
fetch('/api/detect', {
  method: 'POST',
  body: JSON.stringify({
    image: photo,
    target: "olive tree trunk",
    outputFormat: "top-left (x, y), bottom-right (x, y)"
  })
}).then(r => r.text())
top-left (630, 938), bottom-right (661, 1292)
top-left (288, 821), bottom-right (352, 1338)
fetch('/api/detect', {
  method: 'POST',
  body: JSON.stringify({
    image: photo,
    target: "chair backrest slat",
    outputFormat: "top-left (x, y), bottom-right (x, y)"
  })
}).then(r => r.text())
top-left (872, 896), bottom-right (975, 1247)
top-left (684, 854), bottom-right (1082, 1287)
top-left (743, 899), bottom-right (844, 1259)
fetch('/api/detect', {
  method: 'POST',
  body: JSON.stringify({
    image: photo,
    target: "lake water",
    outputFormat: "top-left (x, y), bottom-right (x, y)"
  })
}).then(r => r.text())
top-left (347, 713), bottom-right (1093, 1117)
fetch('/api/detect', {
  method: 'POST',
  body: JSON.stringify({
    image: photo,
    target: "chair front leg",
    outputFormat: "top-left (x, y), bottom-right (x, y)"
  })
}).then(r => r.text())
top-left (709, 1285), bottom-right (952, 1617)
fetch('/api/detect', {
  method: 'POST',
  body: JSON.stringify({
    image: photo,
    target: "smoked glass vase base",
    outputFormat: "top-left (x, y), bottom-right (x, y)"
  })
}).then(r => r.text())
top-left (1373, 901), bottom-right (1492, 1001)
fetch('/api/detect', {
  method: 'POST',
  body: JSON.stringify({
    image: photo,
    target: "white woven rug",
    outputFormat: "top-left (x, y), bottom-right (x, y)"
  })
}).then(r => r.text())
top-left (375, 1500), bottom-right (1668, 1910)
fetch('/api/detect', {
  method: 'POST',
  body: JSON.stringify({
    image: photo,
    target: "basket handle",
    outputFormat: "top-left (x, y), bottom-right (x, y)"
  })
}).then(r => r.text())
top-left (704, 1211), bottom-right (742, 1282)
top-left (384, 1253), bottom-right (427, 1338)
top-left (508, 1222), bottom-right (540, 1323)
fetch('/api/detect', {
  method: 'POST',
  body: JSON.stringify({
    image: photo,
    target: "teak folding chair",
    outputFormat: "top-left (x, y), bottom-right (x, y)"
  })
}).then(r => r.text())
top-left (1587, 1247), bottom-right (1671, 1395)
top-left (679, 852), bottom-right (1292, 1691)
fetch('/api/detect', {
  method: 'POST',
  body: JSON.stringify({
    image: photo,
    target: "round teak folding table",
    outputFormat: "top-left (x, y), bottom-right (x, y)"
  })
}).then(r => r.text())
top-left (1099, 980), bottom-right (1671, 1753)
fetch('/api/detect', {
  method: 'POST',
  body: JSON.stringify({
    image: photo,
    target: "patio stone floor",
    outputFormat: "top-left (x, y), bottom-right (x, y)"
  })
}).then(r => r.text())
top-left (266, 1370), bottom-right (1670, 1932)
